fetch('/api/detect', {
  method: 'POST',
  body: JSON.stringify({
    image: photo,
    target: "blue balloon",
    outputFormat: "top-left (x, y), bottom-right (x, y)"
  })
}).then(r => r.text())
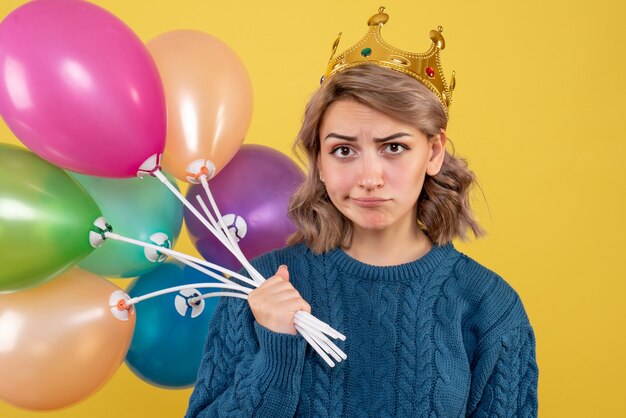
top-left (125, 261), bottom-right (225, 388)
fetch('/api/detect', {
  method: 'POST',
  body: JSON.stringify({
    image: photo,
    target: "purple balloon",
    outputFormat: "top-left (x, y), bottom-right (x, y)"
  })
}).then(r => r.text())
top-left (185, 144), bottom-right (304, 272)
top-left (0, 0), bottom-right (165, 177)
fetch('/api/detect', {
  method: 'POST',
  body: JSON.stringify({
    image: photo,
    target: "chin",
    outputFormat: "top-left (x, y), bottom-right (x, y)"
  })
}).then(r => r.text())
top-left (339, 205), bottom-right (394, 231)
top-left (351, 216), bottom-right (391, 231)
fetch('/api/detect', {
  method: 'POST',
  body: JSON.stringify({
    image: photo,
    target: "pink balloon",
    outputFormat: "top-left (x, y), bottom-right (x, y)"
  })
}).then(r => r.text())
top-left (0, 0), bottom-right (165, 177)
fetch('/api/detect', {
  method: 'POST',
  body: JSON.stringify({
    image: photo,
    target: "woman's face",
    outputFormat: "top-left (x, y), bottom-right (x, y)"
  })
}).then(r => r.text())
top-left (318, 99), bottom-right (446, 234)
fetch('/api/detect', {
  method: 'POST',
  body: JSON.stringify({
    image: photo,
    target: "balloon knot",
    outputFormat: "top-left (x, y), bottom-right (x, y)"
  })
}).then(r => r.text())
top-left (91, 222), bottom-right (113, 240)
top-left (137, 153), bottom-right (162, 178)
top-left (185, 160), bottom-right (216, 183)
top-left (116, 298), bottom-right (130, 311)
top-left (190, 165), bottom-right (211, 181)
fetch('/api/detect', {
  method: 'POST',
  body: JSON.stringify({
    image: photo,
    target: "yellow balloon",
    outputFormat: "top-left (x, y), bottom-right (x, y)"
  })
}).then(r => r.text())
top-left (147, 30), bottom-right (253, 182)
top-left (0, 269), bottom-right (135, 411)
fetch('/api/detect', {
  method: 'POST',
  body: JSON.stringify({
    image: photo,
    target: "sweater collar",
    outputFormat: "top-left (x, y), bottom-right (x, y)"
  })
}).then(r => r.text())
top-left (327, 242), bottom-right (455, 281)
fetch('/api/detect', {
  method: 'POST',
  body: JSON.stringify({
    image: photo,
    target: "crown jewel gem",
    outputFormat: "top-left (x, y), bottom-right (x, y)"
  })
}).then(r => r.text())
top-left (324, 7), bottom-right (455, 116)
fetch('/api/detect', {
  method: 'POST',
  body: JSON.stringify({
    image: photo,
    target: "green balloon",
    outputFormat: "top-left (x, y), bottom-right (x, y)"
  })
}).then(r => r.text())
top-left (71, 172), bottom-right (183, 278)
top-left (0, 144), bottom-right (101, 293)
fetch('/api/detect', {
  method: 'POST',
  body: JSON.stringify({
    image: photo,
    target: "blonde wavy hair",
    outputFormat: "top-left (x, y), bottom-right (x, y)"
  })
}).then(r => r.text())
top-left (287, 65), bottom-right (486, 253)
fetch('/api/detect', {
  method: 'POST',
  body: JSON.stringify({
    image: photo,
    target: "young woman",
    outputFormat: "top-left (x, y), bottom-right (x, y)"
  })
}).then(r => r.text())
top-left (186, 18), bottom-right (538, 418)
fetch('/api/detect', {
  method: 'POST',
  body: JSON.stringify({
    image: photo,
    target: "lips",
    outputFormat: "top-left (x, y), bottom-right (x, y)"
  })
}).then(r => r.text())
top-left (351, 197), bottom-right (389, 207)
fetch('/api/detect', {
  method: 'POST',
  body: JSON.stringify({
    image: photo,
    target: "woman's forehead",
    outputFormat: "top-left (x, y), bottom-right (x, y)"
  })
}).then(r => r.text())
top-left (320, 100), bottom-right (416, 138)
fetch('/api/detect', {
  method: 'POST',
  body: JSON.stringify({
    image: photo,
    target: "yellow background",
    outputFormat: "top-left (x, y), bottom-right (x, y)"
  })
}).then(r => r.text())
top-left (1, 0), bottom-right (625, 417)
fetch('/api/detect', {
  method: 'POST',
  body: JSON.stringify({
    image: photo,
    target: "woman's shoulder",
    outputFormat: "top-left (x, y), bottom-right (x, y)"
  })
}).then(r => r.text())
top-left (248, 243), bottom-right (312, 278)
top-left (449, 251), bottom-right (520, 302)
top-left (449, 249), bottom-right (532, 349)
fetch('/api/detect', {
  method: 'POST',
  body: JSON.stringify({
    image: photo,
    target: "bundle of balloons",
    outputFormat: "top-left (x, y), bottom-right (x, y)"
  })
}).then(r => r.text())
top-left (0, 0), bottom-right (346, 412)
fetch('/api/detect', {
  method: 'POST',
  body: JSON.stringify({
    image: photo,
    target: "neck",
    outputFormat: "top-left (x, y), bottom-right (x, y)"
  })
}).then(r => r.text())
top-left (344, 220), bottom-right (433, 266)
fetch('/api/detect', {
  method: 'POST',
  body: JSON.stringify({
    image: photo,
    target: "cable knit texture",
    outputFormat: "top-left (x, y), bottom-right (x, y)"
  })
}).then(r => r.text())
top-left (185, 242), bottom-right (538, 417)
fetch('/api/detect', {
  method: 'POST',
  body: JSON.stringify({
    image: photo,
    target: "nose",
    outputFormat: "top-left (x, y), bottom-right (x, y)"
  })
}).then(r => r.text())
top-left (357, 153), bottom-right (384, 190)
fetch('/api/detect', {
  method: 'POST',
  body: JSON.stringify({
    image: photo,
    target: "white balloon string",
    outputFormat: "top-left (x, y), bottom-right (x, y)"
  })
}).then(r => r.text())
top-left (294, 317), bottom-right (347, 360)
top-left (199, 176), bottom-right (242, 254)
top-left (295, 324), bottom-right (335, 368)
top-left (193, 194), bottom-right (246, 264)
top-left (188, 291), bottom-right (249, 304)
top-left (195, 194), bottom-right (266, 285)
top-left (103, 231), bottom-right (255, 287)
top-left (294, 319), bottom-right (338, 360)
top-left (295, 311), bottom-right (347, 341)
top-left (124, 283), bottom-right (250, 307)
top-left (170, 253), bottom-right (258, 289)
top-left (193, 195), bottom-right (225, 240)
top-left (198, 176), bottom-right (266, 284)
top-left (152, 169), bottom-right (263, 283)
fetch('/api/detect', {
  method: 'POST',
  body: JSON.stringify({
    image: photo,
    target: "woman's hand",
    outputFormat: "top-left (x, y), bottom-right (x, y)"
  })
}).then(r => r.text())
top-left (248, 265), bottom-right (311, 335)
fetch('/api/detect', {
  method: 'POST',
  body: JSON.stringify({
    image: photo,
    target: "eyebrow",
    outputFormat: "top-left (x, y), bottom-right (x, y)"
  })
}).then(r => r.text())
top-left (324, 132), bottom-right (412, 142)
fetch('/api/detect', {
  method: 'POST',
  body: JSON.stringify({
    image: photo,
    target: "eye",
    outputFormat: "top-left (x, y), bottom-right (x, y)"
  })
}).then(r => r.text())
top-left (382, 143), bottom-right (408, 155)
top-left (330, 146), bottom-right (355, 158)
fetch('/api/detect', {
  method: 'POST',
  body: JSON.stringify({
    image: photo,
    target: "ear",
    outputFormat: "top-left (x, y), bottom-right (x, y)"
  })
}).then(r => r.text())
top-left (426, 128), bottom-right (447, 176)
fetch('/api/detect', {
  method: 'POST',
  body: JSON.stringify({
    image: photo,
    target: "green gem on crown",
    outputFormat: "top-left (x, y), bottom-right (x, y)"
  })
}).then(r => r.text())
top-left (360, 47), bottom-right (372, 57)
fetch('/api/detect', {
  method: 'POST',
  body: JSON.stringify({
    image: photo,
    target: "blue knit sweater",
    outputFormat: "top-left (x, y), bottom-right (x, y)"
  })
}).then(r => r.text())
top-left (186, 242), bottom-right (538, 417)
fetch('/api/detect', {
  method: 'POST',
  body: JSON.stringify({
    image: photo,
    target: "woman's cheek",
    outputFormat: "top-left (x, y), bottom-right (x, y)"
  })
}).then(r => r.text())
top-left (328, 172), bottom-right (353, 196)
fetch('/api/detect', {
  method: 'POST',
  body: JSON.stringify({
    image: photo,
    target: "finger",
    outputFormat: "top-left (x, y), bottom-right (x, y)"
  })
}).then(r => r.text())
top-left (276, 265), bottom-right (289, 282)
top-left (268, 289), bottom-right (302, 303)
top-left (258, 276), bottom-right (284, 290)
top-left (282, 297), bottom-right (311, 313)
top-left (250, 282), bottom-right (296, 307)
top-left (264, 281), bottom-right (297, 296)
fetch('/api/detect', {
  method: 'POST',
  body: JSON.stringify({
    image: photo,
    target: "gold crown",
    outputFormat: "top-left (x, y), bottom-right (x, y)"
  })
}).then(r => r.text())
top-left (323, 7), bottom-right (456, 115)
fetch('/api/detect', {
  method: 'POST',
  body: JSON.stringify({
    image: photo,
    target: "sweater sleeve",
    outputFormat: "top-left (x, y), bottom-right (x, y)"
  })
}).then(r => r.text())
top-left (185, 290), bottom-right (307, 418)
top-left (467, 324), bottom-right (538, 418)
